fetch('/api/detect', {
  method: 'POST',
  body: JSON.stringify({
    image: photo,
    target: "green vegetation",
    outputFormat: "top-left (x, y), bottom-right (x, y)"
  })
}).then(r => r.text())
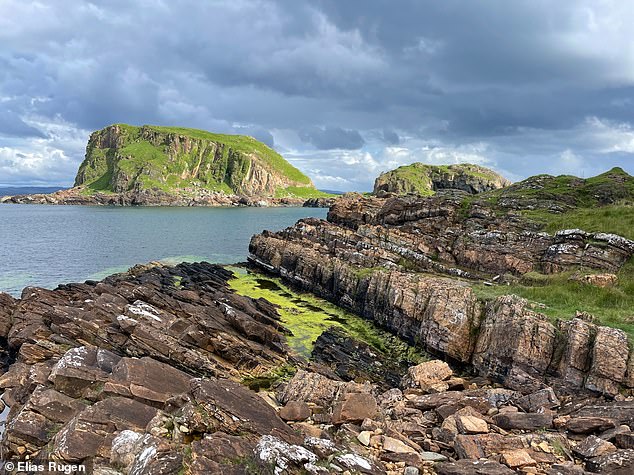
top-left (375, 163), bottom-right (436, 196)
top-left (150, 125), bottom-right (310, 184)
top-left (522, 204), bottom-right (634, 240)
top-left (481, 167), bottom-right (634, 210)
top-left (473, 259), bottom-right (634, 338)
top-left (75, 124), bottom-right (314, 195)
top-left (354, 266), bottom-right (387, 280)
top-left (241, 364), bottom-right (296, 391)
top-left (374, 163), bottom-right (507, 196)
top-left (227, 266), bottom-right (425, 363)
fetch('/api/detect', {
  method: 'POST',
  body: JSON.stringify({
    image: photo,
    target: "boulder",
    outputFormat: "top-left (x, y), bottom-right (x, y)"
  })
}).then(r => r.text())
top-left (279, 401), bottom-right (311, 422)
top-left (456, 415), bottom-right (489, 434)
top-left (515, 387), bottom-right (560, 412)
top-left (615, 432), bottom-right (634, 449)
top-left (585, 449), bottom-right (634, 474)
top-left (454, 433), bottom-right (524, 459)
top-left (381, 436), bottom-right (417, 454)
top-left (401, 360), bottom-right (453, 392)
top-left (277, 370), bottom-right (345, 407)
top-left (572, 435), bottom-right (617, 459)
top-left (332, 393), bottom-right (379, 424)
top-left (565, 417), bottom-right (617, 434)
top-left (493, 412), bottom-right (553, 431)
top-left (500, 449), bottom-right (537, 468)
top-left (437, 459), bottom-right (515, 475)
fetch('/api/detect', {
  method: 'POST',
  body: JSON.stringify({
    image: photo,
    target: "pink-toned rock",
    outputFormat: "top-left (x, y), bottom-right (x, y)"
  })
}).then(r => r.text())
top-left (456, 415), bottom-right (489, 434)
top-left (501, 449), bottom-right (536, 468)
top-left (332, 393), bottom-right (379, 424)
top-left (279, 401), bottom-right (311, 422)
top-left (401, 360), bottom-right (453, 391)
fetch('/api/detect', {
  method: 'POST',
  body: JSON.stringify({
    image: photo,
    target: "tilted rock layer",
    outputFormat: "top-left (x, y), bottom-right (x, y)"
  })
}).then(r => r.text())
top-left (249, 189), bottom-right (634, 396)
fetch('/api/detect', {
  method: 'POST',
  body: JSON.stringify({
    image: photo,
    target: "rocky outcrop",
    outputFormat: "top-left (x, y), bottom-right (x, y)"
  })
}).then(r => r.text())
top-left (1, 124), bottom-right (335, 207)
top-left (273, 363), bottom-right (634, 474)
top-left (0, 263), bottom-right (399, 474)
top-left (249, 192), bottom-right (634, 396)
top-left (76, 124), bottom-right (315, 197)
top-left (0, 186), bottom-right (315, 207)
top-left (373, 163), bottom-right (511, 196)
top-left (2, 262), bottom-right (634, 474)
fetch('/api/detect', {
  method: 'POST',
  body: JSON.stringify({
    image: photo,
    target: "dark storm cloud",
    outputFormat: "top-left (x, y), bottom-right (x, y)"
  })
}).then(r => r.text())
top-left (0, 109), bottom-right (45, 138)
top-left (382, 129), bottom-right (400, 145)
top-left (300, 126), bottom-right (365, 150)
top-left (1, 0), bottom-right (633, 188)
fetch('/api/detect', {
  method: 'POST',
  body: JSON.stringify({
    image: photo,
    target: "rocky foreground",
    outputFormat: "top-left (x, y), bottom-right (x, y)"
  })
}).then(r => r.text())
top-left (1, 263), bottom-right (634, 474)
top-left (250, 190), bottom-right (634, 397)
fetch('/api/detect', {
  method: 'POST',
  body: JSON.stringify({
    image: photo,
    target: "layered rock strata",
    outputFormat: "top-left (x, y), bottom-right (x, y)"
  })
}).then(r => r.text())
top-left (2, 263), bottom-right (634, 473)
top-left (249, 193), bottom-right (634, 396)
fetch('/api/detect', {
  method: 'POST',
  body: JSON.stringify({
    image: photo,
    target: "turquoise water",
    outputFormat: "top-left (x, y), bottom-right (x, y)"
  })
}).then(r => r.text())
top-left (0, 205), bottom-right (326, 296)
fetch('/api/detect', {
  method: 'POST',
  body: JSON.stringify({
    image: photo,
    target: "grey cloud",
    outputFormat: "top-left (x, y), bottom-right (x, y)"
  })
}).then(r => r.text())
top-left (0, 109), bottom-right (45, 138)
top-left (0, 0), bottom-right (634, 187)
top-left (300, 126), bottom-right (365, 150)
top-left (237, 126), bottom-right (275, 148)
top-left (382, 129), bottom-right (399, 145)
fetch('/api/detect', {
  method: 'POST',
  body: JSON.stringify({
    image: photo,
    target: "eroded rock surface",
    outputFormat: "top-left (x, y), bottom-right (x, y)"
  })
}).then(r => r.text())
top-left (249, 192), bottom-right (634, 396)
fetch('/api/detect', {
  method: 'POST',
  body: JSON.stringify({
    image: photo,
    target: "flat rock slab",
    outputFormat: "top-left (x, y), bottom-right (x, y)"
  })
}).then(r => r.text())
top-left (493, 412), bottom-right (553, 431)
top-left (332, 393), bottom-right (379, 424)
top-left (437, 459), bottom-right (515, 475)
top-left (573, 435), bottom-right (617, 459)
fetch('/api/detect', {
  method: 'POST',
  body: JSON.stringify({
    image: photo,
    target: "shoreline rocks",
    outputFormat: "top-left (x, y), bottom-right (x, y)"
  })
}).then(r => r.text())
top-left (1, 263), bottom-right (634, 473)
top-left (0, 186), bottom-right (331, 208)
top-left (248, 193), bottom-right (634, 397)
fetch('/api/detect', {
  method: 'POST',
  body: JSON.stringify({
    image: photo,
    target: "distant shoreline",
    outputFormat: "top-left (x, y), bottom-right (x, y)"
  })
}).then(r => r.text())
top-left (0, 186), bottom-right (336, 208)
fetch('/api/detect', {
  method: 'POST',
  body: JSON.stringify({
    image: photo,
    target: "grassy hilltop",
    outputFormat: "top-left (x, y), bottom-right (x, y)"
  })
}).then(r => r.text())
top-left (75, 124), bottom-right (332, 199)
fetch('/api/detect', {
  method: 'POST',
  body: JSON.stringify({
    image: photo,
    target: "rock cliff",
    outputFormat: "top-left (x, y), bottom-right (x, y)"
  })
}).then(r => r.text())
top-left (249, 169), bottom-right (634, 397)
top-left (76, 124), bottom-right (318, 198)
top-left (1, 124), bottom-right (335, 207)
top-left (373, 163), bottom-right (511, 196)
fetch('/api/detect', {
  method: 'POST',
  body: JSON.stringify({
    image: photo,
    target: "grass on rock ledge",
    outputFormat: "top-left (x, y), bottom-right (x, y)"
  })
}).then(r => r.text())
top-left (473, 258), bottom-right (634, 338)
top-left (522, 204), bottom-right (634, 241)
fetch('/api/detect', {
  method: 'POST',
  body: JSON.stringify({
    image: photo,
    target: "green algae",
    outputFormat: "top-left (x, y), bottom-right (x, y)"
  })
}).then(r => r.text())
top-left (227, 266), bottom-right (426, 364)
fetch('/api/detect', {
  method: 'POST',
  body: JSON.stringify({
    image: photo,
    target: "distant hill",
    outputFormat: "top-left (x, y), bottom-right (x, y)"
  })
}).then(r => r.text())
top-left (74, 124), bottom-right (329, 199)
top-left (373, 163), bottom-right (511, 196)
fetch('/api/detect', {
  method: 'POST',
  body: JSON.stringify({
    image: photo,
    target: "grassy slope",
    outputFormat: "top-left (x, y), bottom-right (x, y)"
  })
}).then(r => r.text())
top-left (524, 205), bottom-right (634, 240)
top-left (473, 260), bottom-right (634, 337)
top-left (375, 163), bottom-right (504, 195)
top-left (80, 124), bottom-right (327, 196)
top-left (470, 167), bottom-right (634, 337)
top-left (149, 125), bottom-right (310, 184)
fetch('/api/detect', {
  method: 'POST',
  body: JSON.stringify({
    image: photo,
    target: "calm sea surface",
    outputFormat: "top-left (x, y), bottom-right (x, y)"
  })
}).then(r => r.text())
top-left (0, 205), bottom-right (326, 296)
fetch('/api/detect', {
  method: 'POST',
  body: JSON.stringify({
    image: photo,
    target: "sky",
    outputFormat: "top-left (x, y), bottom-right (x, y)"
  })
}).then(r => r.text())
top-left (1, 0), bottom-right (634, 191)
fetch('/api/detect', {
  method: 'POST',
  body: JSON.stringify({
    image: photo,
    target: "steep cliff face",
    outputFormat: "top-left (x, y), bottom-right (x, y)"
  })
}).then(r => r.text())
top-left (74, 124), bottom-right (319, 198)
top-left (373, 163), bottom-right (511, 196)
top-left (249, 169), bottom-right (634, 397)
